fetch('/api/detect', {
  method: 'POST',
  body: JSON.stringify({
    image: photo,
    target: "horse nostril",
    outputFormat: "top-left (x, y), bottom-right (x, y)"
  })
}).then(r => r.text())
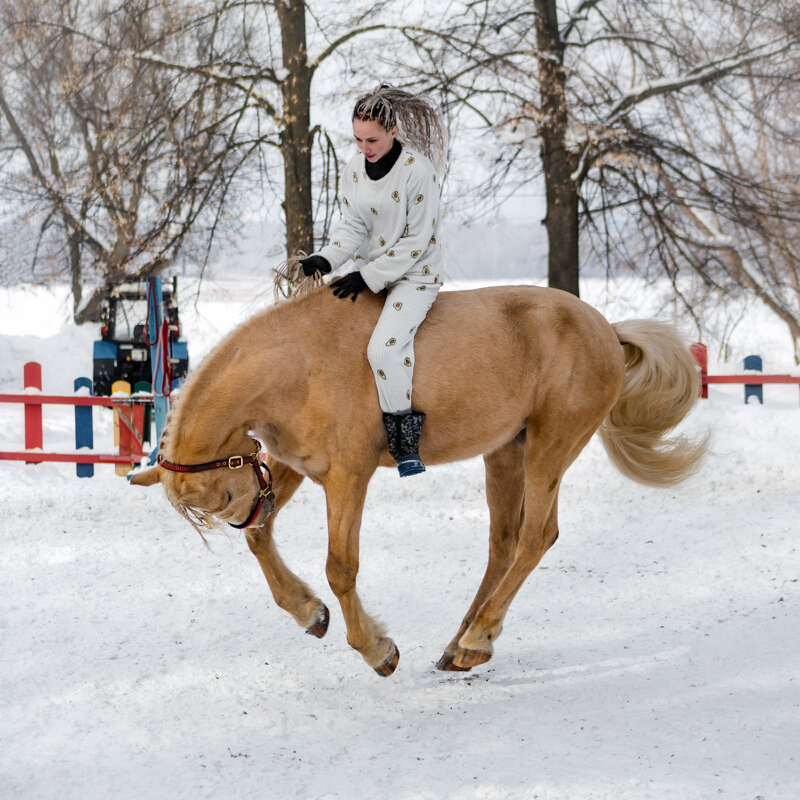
top-left (226, 491), bottom-right (232, 506)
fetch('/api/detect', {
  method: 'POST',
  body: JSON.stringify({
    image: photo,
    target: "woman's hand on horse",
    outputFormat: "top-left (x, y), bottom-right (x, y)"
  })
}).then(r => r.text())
top-left (300, 255), bottom-right (332, 277)
top-left (331, 271), bottom-right (368, 302)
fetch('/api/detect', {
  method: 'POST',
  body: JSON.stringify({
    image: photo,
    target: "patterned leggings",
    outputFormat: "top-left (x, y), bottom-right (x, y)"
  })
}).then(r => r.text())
top-left (367, 280), bottom-right (441, 414)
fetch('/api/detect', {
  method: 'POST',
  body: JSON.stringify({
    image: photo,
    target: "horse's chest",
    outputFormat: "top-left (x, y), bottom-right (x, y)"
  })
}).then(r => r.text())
top-left (257, 427), bottom-right (327, 482)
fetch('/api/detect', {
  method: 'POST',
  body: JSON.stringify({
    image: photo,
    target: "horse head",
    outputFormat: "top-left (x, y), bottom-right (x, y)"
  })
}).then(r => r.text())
top-left (130, 436), bottom-right (275, 533)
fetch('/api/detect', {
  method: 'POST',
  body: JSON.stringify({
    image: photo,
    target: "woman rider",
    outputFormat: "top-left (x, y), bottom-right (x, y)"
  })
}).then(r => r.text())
top-left (300, 85), bottom-right (447, 477)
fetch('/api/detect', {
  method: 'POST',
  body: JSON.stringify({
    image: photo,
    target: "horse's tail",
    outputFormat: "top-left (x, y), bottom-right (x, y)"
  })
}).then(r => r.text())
top-left (598, 320), bottom-right (708, 487)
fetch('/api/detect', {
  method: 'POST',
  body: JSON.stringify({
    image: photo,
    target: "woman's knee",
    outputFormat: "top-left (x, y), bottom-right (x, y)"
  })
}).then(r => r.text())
top-left (366, 336), bottom-right (381, 372)
top-left (367, 333), bottom-right (395, 372)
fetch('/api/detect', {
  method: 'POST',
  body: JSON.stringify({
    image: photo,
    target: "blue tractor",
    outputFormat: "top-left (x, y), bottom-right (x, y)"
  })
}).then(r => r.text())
top-left (92, 277), bottom-right (189, 396)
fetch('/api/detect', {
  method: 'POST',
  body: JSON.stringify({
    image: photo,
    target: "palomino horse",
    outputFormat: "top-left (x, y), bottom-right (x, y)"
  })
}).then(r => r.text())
top-left (130, 284), bottom-right (705, 676)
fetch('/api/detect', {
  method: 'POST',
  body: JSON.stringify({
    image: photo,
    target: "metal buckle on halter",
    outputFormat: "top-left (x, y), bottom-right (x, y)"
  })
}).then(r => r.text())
top-left (228, 456), bottom-right (245, 469)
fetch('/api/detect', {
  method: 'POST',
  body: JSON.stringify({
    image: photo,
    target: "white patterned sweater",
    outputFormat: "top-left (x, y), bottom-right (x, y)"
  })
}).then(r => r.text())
top-left (314, 146), bottom-right (442, 293)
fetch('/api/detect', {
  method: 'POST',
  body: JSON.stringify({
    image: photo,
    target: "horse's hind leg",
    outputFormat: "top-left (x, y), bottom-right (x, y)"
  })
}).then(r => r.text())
top-left (437, 434), bottom-right (525, 671)
top-left (245, 460), bottom-right (330, 638)
top-left (452, 416), bottom-right (592, 670)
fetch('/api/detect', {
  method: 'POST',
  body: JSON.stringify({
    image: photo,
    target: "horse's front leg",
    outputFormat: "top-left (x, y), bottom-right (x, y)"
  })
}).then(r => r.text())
top-left (324, 464), bottom-right (399, 677)
top-left (245, 459), bottom-right (329, 638)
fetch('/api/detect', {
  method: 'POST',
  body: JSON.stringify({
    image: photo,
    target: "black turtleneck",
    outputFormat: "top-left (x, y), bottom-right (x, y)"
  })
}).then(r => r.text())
top-left (365, 139), bottom-right (402, 181)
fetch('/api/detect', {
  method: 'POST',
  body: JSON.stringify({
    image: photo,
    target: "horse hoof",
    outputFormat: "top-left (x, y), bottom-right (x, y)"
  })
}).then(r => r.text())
top-left (436, 651), bottom-right (471, 672)
top-left (452, 647), bottom-right (492, 670)
top-left (374, 642), bottom-right (400, 677)
top-left (305, 604), bottom-right (329, 639)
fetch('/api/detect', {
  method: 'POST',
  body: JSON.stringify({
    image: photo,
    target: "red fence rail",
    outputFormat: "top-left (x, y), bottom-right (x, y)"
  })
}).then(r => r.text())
top-left (691, 342), bottom-right (800, 404)
top-left (0, 394), bottom-right (154, 407)
top-left (0, 361), bottom-right (152, 470)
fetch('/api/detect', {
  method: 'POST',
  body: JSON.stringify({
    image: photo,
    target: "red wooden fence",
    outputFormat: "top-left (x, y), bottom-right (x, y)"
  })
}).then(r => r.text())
top-left (0, 361), bottom-right (151, 467)
top-left (690, 343), bottom-right (800, 404)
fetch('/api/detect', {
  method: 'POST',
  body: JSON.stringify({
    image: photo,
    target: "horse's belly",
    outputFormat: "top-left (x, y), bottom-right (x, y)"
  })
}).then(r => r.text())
top-left (412, 356), bottom-right (533, 463)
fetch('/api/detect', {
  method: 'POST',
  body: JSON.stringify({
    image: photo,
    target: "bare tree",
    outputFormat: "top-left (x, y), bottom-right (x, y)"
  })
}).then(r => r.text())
top-left (124, 1), bottom-right (400, 262)
top-left (0, 0), bottom-right (250, 321)
top-left (1, 1), bottom-right (416, 307)
top-left (598, 6), bottom-right (800, 359)
top-left (400, 0), bottom-right (800, 353)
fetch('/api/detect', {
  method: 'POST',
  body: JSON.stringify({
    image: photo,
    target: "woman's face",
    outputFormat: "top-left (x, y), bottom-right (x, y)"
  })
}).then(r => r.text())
top-left (353, 117), bottom-right (397, 162)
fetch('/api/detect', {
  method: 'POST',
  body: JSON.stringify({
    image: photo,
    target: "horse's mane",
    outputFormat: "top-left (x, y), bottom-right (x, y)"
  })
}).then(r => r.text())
top-left (273, 253), bottom-right (325, 301)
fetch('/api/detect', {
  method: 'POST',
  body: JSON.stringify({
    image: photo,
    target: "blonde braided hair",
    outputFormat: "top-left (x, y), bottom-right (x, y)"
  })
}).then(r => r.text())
top-left (353, 84), bottom-right (447, 171)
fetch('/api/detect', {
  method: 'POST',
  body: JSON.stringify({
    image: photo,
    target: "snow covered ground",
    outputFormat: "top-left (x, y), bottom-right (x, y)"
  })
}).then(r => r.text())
top-left (1, 276), bottom-right (798, 800)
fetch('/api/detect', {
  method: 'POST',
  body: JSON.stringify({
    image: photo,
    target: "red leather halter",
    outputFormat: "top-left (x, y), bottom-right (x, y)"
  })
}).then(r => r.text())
top-left (157, 440), bottom-right (274, 529)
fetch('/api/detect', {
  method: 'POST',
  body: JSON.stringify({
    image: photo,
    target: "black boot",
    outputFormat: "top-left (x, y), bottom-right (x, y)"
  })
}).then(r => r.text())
top-left (382, 411), bottom-right (426, 477)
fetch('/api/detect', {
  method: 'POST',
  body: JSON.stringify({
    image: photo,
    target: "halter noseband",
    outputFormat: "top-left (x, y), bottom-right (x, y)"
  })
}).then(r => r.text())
top-left (157, 440), bottom-right (274, 529)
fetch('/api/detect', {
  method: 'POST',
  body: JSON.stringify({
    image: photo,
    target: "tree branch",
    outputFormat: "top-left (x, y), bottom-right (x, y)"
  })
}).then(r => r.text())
top-left (0, 80), bottom-right (111, 261)
top-left (606, 36), bottom-right (796, 123)
top-left (561, 0), bottom-right (604, 42)
top-left (310, 24), bottom-right (390, 72)
top-left (131, 51), bottom-right (281, 119)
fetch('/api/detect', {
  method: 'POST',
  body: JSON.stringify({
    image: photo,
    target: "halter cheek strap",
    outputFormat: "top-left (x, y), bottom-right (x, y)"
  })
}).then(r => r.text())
top-left (157, 440), bottom-right (274, 529)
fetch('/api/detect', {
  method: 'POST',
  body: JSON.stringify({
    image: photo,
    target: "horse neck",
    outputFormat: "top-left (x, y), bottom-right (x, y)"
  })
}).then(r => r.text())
top-left (165, 289), bottom-right (340, 463)
top-left (168, 321), bottom-right (283, 462)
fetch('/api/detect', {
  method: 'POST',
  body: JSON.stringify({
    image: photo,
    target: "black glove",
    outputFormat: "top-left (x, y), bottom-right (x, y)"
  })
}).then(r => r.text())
top-left (299, 255), bottom-right (331, 277)
top-left (331, 271), bottom-right (368, 302)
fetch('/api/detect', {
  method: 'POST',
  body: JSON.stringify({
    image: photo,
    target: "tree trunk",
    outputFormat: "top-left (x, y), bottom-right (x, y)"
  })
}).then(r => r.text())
top-left (68, 230), bottom-right (83, 318)
top-left (535, 0), bottom-right (580, 296)
top-left (277, 0), bottom-right (315, 257)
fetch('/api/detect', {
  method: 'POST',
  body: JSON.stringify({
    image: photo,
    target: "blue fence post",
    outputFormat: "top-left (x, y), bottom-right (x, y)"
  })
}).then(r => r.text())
top-left (743, 354), bottom-right (763, 405)
top-left (146, 277), bottom-right (170, 464)
top-left (74, 377), bottom-right (94, 477)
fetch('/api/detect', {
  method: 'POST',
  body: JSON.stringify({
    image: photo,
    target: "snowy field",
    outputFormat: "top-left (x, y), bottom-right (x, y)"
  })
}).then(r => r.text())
top-left (1, 275), bottom-right (798, 800)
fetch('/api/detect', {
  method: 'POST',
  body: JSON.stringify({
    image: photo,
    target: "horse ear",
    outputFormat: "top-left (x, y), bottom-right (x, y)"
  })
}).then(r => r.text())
top-left (129, 465), bottom-right (162, 486)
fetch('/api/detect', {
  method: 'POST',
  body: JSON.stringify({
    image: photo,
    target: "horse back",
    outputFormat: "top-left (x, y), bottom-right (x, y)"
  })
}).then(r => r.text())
top-left (264, 285), bottom-right (625, 465)
top-left (412, 286), bottom-right (626, 460)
